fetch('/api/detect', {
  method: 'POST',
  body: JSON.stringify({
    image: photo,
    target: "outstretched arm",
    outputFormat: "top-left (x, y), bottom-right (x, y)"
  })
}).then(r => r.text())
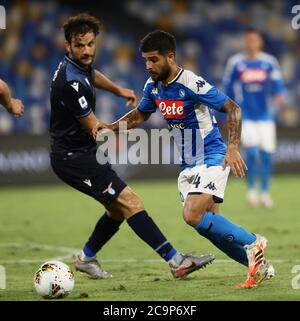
top-left (0, 79), bottom-right (24, 117)
top-left (94, 70), bottom-right (137, 107)
top-left (92, 108), bottom-right (151, 139)
top-left (220, 98), bottom-right (247, 178)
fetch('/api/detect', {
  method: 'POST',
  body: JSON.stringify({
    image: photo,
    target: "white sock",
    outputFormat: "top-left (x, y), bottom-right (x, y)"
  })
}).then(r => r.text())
top-left (168, 252), bottom-right (183, 267)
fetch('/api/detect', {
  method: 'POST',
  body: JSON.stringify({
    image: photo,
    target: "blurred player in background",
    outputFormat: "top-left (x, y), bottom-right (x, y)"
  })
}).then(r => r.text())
top-left (223, 28), bottom-right (286, 208)
top-left (93, 30), bottom-right (275, 288)
top-left (0, 79), bottom-right (24, 117)
top-left (50, 14), bottom-right (214, 280)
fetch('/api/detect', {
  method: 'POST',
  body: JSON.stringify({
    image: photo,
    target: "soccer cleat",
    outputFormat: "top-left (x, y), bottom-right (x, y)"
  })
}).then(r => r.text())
top-left (260, 193), bottom-right (274, 209)
top-left (169, 253), bottom-right (215, 278)
top-left (235, 234), bottom-right (275, 289)
top-left (74, 254), bottom-right (112, 279)
top-left (246, 189), bottom-right (259, 208)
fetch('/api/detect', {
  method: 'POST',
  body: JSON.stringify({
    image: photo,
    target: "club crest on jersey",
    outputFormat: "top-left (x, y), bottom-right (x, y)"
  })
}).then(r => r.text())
top-left (155, 99), bottom-right (186, 119)
top-left (179, 89), bottom-right (185, 97)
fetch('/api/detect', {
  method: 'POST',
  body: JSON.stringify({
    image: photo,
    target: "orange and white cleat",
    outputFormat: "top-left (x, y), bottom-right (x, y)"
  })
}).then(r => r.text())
top-left (235, 234), bottom-right (275, 289)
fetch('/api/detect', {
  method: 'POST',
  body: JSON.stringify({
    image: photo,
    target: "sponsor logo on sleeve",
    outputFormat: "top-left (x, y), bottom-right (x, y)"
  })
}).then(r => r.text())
top-left (71, 81), bottom-right (79, 92)
top-left (196, 80), bottom-right (206, 91)
top-left (78, 96), bottom-right (88, 109)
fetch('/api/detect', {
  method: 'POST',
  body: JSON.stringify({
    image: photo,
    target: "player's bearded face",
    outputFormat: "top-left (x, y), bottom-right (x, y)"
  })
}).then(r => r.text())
top-left (154, 61), bottom-right (171, 81)
top-left (143, 51), bottom-right (171, 81)
top-left (67, 31), bottom-right (96, 67)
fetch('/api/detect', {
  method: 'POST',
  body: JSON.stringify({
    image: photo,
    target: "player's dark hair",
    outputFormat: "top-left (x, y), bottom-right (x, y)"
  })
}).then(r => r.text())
top-left (245, 27), bottom-right (262, 36)
top-left (245, 27), bottom-right (264, 49)
top-left (140, 30), bottom-right (176, 55)
top-left (63, 13), bottom-right (101, 43)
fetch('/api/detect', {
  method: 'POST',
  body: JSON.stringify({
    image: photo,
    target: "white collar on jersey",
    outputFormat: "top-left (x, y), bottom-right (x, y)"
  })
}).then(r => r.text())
top-left (167, 67), bottom-right (184, 85)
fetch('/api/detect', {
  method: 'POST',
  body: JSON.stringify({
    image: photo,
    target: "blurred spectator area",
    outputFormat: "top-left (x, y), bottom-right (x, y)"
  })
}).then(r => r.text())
top-left (0, 0), bottom-right (299, 134)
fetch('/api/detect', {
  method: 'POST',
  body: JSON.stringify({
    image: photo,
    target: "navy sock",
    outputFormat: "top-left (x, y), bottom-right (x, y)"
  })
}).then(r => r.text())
top-left (84, 212), bottom-right (123, 256)
top-left (195, 212), bottom-right (256, 266)
top-left (127, 210), bottom-right (177, 261)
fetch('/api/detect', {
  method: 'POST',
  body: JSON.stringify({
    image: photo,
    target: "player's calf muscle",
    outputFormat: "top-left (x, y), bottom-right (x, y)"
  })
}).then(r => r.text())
top-left (183, 194), bottom-right (214, 226)
top-left (208, 202), bottom-right (220, 214)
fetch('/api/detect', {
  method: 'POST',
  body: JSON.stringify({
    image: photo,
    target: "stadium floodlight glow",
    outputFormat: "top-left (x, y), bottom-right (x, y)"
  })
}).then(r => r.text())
top-left (0, 6), bottom-right (5, 30)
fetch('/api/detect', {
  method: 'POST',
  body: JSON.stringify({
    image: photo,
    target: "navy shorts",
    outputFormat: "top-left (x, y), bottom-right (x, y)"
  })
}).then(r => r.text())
top-left (50, 150), bottom-right (127, 206)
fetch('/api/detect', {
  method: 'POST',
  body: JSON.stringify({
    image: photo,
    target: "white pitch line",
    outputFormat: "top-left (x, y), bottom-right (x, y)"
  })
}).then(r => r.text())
top-left (0, 242), bottom-right (78, 264)
top-left (0, 242), bottom-right (299, 264)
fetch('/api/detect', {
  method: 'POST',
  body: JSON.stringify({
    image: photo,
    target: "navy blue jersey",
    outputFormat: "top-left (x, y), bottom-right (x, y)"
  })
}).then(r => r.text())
top-left (223, 52), bottom-right (285, 121)
top-left (138, 69), bottom-right (229, 170)
top-left (50, 55), bottom-right (96, 156)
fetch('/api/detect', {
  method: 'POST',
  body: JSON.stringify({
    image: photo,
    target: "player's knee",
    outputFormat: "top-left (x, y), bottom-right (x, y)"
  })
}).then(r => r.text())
top-left (129, 194), bottom-right (144, 214)
top-left (117, 187), bottom-right (145, 215)
top-left (183, 201), bottom-right (206, 227)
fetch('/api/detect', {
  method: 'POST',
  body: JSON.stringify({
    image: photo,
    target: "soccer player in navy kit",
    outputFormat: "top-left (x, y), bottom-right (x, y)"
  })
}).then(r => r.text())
top-left (223, 28), bottom-right (286, 208)
top-left (50, 14), bottom-right (213, 280)
top-left (94, 30), bottom-right (275, 288)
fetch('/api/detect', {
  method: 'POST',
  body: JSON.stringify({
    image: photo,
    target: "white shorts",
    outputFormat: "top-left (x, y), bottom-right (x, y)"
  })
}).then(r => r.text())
top-left (241, 120), bottom-right (276, 153)
top-left (178, 164), bottom-right (230, 205)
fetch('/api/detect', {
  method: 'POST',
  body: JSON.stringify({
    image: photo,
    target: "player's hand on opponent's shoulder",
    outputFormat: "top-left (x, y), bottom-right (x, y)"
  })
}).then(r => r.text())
top-left (8, 98), bottom-right (24, 117)
top-left (117, 87), bottom-right (137, 108)
top-left (223, 144), bottom-right (248, 178)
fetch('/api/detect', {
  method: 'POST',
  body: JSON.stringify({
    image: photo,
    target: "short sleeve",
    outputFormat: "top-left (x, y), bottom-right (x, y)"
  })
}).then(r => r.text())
top-left (62, 81), bottom-right (93, 119)
top-left (187, 75), bottom-right (229, 111)
top-left (269, 58), bottom-right (285, 95)
top-left (195, 87), bottom-right (229, 111)
top-left (137, 80), bottom-right (157, 114)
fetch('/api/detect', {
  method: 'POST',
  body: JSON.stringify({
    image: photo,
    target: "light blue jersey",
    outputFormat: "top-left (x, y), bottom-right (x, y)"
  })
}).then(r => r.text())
top-left (223, 52), bottom-right (285, 121)
top-left (137, 69), bottom-right (229, 170)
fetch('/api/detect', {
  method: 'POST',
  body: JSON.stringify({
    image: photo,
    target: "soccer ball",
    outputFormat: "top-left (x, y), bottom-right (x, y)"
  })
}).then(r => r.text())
top-left (34, 260), bottom-right (75, 299)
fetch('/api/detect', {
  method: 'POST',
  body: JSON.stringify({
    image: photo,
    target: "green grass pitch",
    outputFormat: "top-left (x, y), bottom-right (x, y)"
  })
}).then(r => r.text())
top-left (0, 175), bottom-right (300, 301)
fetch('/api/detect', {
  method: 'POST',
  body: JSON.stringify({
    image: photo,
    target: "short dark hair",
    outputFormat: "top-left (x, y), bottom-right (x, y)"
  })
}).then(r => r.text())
top-left (245, 27), bottom-right (262, 36)
top-left (63, 13), bottom-right (101, 43)
top-left (140, 30), bottom-right (176, 54)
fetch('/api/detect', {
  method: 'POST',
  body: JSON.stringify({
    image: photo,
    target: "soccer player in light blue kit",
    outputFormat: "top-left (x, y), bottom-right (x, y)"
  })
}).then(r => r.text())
top-left (223, 28), bottom-right (286, 208)
top-left (94, 30), bottom-right (275, 288)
